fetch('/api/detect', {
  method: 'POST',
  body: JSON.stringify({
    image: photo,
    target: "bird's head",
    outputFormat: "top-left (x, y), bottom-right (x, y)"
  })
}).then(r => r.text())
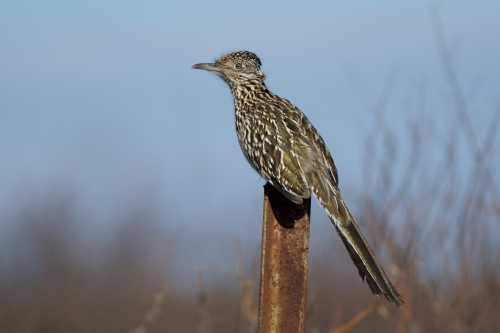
top-left (192, 51), bottom-right (265, 86)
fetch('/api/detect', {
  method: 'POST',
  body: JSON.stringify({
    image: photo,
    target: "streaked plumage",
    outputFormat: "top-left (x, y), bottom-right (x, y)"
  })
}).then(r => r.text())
top-left (193, 51), bottom-right (403, 305)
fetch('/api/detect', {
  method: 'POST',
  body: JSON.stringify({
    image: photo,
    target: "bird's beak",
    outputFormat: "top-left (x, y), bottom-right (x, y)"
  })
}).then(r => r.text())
top-left (192, 62), bottom-right (220, 72)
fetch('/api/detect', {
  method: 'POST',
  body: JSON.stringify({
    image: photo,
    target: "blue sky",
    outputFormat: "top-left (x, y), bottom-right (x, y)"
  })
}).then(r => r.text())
top-left (1, 0), bottom-right (499, 237)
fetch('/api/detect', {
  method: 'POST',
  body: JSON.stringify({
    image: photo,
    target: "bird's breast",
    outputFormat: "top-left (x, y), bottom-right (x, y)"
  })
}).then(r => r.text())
top-left (234, 109), bottom-right (279, 180)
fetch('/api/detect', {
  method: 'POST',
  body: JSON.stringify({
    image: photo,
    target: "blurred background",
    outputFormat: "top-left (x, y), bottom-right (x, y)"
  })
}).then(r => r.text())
top-left (1, 1), bottom-right (500, 332)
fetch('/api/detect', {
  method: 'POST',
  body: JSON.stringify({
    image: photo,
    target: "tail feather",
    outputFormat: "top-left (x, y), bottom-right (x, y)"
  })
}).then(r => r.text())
top-left (312, 178), bottom-right (403, 305)
top-left (335, 220), bottom-right (403, 305)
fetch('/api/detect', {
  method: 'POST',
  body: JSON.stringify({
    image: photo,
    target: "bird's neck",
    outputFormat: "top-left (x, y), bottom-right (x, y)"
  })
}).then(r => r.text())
top-left (230, 80), bottom-right (271, 109)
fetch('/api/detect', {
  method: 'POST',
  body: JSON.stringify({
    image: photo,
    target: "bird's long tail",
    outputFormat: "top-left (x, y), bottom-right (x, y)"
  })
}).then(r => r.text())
top-left (313, 184), bottom-right (403, 305)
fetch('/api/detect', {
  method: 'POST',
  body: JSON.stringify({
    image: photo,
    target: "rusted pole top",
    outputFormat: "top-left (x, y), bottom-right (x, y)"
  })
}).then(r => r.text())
top-left (257, 183), bottom-right (311, 333)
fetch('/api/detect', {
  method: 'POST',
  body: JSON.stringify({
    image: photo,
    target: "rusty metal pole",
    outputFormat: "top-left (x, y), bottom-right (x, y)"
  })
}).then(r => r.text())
top-left (257, 183), bottom-right (311, 333)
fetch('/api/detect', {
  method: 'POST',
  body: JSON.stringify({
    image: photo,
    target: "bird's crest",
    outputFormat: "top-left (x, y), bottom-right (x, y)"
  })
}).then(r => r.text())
top-left (216, 50), bottom-right (262, 69)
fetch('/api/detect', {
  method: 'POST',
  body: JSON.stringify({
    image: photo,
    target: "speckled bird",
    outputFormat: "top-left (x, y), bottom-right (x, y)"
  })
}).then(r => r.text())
top-left (192, 51), bottom-right (403, 305)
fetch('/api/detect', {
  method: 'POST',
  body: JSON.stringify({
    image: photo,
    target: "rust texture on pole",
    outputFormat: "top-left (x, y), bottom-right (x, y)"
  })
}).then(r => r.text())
top-left (257, 183), bottom-right (312, 333)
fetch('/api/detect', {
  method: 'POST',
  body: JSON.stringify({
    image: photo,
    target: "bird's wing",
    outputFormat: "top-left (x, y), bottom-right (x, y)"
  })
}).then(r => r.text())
top-left (263, 104), bottom-right (337, 202)
top-left (310, 129), bottom-right (339, 187)
top-left (244, 103), bottom-right (311, 202)
top-left (263, 122), bottom-right (311, 202)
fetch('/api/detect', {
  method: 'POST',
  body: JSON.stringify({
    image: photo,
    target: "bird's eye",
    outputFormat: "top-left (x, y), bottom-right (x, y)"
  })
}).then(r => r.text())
top-left (235, 63), bottom-right (242, 70)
